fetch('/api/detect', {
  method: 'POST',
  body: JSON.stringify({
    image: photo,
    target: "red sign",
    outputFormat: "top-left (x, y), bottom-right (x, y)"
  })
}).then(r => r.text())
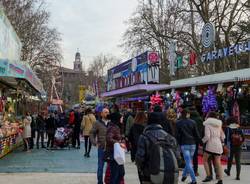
top-left (148, 52), bottom-right (159, 65)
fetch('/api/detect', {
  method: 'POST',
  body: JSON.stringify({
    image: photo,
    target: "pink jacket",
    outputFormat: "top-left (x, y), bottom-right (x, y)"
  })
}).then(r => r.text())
top-left (202, 118), bottom-right (225, 154)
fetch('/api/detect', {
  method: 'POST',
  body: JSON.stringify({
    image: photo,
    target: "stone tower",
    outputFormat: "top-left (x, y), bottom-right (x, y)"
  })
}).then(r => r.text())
top-left (73, 49), bottom-right (82, 71)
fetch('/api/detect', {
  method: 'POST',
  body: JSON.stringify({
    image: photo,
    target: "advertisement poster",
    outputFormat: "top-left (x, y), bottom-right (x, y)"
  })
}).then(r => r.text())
top-left (107, 51), bottom-right (160, 91)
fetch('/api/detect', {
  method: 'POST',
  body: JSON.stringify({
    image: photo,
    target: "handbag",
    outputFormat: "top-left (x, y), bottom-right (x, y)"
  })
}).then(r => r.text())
top-left (114, 142), bottom-right (125, 165)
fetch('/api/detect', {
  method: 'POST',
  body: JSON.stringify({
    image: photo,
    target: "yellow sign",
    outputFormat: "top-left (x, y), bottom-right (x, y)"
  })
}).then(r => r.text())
top-left (79, 85), bottom-right (85, 102)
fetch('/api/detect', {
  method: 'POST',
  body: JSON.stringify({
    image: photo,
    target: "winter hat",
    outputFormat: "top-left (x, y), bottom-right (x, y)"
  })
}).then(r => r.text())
top-left (148, 112), bottom-right (161, 125)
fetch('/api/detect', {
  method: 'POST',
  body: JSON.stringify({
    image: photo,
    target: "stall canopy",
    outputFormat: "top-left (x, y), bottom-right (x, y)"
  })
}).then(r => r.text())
top-left (167, 68), bottom-right (250, 89)
top-left (0, 6), bottom-right (45, 95)
top-left (101, 84), bottom-right (169, 98)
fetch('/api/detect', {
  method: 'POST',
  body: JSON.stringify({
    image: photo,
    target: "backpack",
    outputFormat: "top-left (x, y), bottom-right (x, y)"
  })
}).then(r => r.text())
top-left (143, 133), bottom-right (178, 184)
top-left (231, 129), bottom-right (244, 146)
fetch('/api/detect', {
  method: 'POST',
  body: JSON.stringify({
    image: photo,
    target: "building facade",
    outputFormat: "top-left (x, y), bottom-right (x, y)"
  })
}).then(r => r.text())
top-left (60, 51), bottom-right (90, 106)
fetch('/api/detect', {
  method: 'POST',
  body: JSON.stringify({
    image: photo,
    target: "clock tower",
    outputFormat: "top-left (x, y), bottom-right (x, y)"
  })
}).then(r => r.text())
top-left (73, 49), bottom-right (82, 71)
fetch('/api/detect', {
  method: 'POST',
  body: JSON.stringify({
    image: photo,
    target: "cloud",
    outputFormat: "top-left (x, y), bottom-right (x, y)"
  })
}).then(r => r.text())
top-left (46, 0), bottom-right (138, 69)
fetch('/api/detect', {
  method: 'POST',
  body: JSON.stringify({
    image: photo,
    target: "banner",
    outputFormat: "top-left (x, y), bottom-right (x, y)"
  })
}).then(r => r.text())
top-left (79, 85), bottom-right (85, 102)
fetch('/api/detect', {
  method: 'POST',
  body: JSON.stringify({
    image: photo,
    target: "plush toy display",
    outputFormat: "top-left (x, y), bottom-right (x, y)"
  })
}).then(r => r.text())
top-left (202, 86), bottom-right (218, 113)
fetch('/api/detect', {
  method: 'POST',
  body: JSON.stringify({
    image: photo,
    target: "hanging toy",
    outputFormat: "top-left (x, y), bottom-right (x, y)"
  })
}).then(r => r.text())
top-left (202, 86), bottom-right (218, 113)
top-left (150, 91), bottom-right (163, 112)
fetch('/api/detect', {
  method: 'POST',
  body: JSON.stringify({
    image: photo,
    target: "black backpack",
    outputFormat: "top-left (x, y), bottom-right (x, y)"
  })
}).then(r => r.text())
top-left (143, 133), bottom-right (179, 184)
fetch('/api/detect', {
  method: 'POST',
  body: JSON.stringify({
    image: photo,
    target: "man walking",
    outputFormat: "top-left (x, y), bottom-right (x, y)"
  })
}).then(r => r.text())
top-left (90, 108), bottom-right (110, 184)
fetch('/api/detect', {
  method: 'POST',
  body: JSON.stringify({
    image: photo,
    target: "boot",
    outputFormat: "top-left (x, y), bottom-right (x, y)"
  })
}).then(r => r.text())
top-left (224, 169), bottom-right (230, 176)
top-left (202, 176), bottom-right (213, 182)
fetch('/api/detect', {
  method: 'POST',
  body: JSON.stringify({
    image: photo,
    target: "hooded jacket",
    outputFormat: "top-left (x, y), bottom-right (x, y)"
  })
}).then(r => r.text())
top-left (136, 124), bottom-right (181, 179)
top-left (202, 118), bottom-right (225, 154)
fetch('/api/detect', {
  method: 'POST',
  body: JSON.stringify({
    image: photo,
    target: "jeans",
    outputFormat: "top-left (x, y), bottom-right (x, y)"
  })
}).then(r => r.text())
top-left (110, 157), bottom-right (125, 184)
top-left (181, 144), bottom-right (196, 182)
top-left (97, 148), bottom-right (105, 184)
top-left (193, 143), bottom-right (199, 174)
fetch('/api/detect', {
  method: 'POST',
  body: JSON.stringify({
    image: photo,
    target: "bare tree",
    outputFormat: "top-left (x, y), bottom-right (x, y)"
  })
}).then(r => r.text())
top-left (88, 53), bottom-right (120, 78)
top-left (122, 0), bottom-right (250, 80)
top-left (1, 0), bottom-right (63, 94)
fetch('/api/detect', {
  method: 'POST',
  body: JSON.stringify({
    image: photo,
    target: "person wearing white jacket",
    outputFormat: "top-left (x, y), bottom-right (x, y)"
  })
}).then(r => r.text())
top-left (202, 111), bottom-right (225, 184)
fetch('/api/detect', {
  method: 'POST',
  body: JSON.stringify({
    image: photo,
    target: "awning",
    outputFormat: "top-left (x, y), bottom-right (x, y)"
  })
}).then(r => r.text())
top-left (168, 68), bottom-right (250, 89)
top-left (0, 58), bottom-right (45, 95)
top-left (101, 84), bottom-right (169, 98)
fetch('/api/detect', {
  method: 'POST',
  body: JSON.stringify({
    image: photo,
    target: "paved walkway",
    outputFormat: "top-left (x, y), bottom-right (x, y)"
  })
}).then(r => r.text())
top-left (0, 144), bottom-right (250, 183)
top-left (0, 146), bottom-right (97, 173)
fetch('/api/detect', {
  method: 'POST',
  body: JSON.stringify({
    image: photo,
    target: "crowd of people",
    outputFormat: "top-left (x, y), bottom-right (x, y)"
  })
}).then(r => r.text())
top-left (20, 104), bottom-right (245, 184)
top-left (21, 107), bottom-right (96, 155)
top-left (88, 104), bottom-right (245, 184)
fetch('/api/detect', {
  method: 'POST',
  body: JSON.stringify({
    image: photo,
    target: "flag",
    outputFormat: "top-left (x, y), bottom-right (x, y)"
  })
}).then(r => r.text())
top-left (176, 55), bottom-right (183, 68)
top-left (189, 51), bottom-right (197, 65)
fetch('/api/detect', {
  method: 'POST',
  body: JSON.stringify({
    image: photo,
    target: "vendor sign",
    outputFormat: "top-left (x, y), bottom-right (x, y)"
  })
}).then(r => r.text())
top-left (107, 51), bottom-right (160, 91)
top-left (201, 40), bottom-right (250, 63)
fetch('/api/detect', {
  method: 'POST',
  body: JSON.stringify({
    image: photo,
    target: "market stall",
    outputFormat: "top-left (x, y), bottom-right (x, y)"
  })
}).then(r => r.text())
top-left (0, 5), bottom-right (45, 158)
top-left (158, 69), bottom-right (250, 163)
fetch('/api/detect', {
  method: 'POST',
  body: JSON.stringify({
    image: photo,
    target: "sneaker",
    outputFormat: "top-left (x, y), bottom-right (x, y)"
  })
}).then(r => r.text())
top-left (202, 176), bottom-right (213, 182)
top-left (181, 176), bottom-right (187, 182)
top-left (216, 180), bottom-right (223, 184)
top-left (224, 169), bottom-right (230, 176)
top-left (236, 177), bottom-right (240, 180)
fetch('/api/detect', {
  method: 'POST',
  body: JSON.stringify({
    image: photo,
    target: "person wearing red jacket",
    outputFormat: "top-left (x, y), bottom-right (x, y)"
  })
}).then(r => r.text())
top-left (69, 110), bottom-right (75, 126)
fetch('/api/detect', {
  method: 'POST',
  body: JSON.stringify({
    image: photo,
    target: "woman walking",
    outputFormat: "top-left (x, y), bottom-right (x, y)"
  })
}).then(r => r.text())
top-left (202, 111), bottom-right (225, 184)
top-left (82, 108), bottom-right (96, 157)
top-left (22, 113), bottom-right (32, 152)
top-left (224, 116), bottom-right (245, 180)
top-left (106, 112), bottom-right (125, 184)
top-left (128, 111), bottom-right (146, 183)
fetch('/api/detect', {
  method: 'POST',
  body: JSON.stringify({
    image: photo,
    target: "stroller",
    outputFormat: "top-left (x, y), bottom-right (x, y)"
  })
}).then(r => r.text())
top-left (54, 127), bottom-right (73, 149)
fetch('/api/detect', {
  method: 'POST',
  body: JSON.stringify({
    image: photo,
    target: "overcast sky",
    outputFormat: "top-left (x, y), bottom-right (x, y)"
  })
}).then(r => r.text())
top-left (46, 0), bottom-right (138, 70)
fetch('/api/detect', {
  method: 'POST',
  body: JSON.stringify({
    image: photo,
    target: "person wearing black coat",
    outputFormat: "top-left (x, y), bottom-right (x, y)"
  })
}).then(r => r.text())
top-left (29, 114), bottom-right (37, 149)
top-left (128, 111), bottom-right (146, 163)
top-left (136, 112), bottom-right (181, 184)
top-left (36, 113), bottom-right (46, 149)
top-left (176, 109), bottom-right (201, 184)
top-left (224, 117), bottom-right (245, 180)
top-left (72, 109), bottom-right (82, 149)
top-left (189, 107), bottom-right (203, 176)
top-left (46, 114), bottom-right (56, 148)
